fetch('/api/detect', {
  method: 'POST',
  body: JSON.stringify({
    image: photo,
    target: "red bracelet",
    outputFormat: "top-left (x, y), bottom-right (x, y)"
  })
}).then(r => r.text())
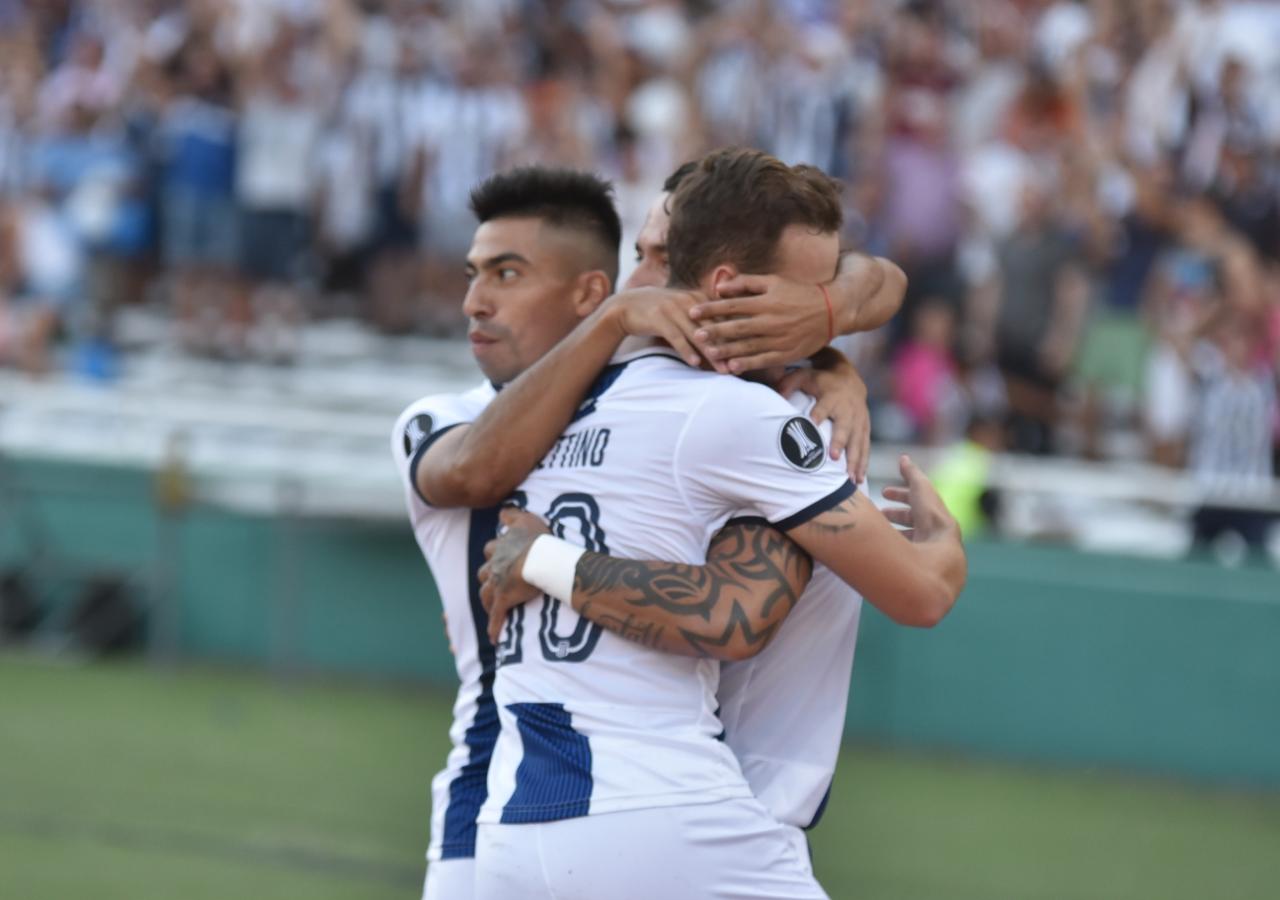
top-left (817, 282), bottom-right (835, 343)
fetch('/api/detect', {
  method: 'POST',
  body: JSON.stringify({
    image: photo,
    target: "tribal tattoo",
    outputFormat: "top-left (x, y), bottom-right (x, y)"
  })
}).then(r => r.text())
top-left (570, 521), bottom-right (812, 659)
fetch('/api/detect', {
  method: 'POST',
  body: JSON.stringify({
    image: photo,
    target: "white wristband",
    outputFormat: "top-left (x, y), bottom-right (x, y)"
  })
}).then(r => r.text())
top-left (521, 535), bottom-right (586, 605)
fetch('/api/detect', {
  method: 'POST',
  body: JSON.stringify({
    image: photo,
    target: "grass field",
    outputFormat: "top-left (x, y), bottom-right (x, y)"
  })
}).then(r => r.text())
top-left (2, 652), bottom-right (1278, 899)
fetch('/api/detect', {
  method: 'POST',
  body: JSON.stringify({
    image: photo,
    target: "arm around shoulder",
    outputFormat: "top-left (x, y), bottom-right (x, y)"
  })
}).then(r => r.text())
top-left (783, 458), bottom-right (966, 628)
top-left (832, 253), bottom-right (907, 335)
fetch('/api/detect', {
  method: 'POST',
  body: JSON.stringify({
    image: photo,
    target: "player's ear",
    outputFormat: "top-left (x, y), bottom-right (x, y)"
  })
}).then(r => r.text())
top-left (572, 270), bottom-right (612, 318)
top-left (708, 264), bottom-right (739, 297)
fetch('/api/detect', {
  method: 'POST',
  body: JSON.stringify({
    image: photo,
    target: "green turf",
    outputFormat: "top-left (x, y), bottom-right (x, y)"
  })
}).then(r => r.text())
top-left (1, 653), bottom-right (1277, 899)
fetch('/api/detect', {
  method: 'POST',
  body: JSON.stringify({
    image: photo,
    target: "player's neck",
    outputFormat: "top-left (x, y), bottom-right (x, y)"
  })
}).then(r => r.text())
top-left (611, 335), bottom-right (666, 362)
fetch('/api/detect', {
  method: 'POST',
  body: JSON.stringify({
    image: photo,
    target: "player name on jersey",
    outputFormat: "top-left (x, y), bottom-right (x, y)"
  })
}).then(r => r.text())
top-left (535, 427), bottom-right (611, 471)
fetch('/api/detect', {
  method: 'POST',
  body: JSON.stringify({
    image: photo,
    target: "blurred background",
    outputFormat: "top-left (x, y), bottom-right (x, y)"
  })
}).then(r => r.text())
top-left (1, 1), bottom-right (1278, 898)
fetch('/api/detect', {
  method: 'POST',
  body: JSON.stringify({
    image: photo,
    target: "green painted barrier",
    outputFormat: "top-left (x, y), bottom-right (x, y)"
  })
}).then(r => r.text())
top-left (2, 456), bottom-right (1277, 785)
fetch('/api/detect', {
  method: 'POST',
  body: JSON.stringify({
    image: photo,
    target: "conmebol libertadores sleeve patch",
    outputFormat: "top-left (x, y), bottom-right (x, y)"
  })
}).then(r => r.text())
top-left (402, 413), bottom-right (435, 457)
top-left (778, 416), bottom-right (825, 471)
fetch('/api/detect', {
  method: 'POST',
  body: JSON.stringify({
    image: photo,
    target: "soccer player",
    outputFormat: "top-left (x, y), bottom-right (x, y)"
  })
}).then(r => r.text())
top-left (467, 149), bottom-right (965, 899)
top-left (392, 166), bottom-right (899, 898)
top-left (476, 161), bottom-right (917, 845)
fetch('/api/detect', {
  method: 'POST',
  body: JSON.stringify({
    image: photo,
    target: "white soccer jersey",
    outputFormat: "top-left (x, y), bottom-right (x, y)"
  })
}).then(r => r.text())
top-left (391, 380), bottom-right (498, 865)
top-left (477, 346), bottom-right (855, 826)
top-left (717, 394), bottom-right (866, 832)
top-left (719, 563), bottom-right (861, 829)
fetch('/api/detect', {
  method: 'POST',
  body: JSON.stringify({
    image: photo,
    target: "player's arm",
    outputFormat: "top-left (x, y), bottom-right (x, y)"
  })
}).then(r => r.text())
top-left (688, 252), bottom-right (907, 372)
top-left (782, 456), bottom-right (966, 628)
top-left (769, 346), bottom-right (870, 481)
top-left (416, 287), bottom-right (708, 509)
top-left (676, 388), bottom-right (964, 629)
top-left (478, 509), bottom-right (812, 661)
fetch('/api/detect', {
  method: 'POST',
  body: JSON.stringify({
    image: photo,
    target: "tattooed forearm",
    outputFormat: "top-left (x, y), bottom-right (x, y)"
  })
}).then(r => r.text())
top-left (569, 522), bottom-right (813, 660)
top-left (579, 601), bottom-right (666, 651)
top-left (574, 552), bottom-right (718, 618)
top-left (678, 601), bottom-right (781, 659)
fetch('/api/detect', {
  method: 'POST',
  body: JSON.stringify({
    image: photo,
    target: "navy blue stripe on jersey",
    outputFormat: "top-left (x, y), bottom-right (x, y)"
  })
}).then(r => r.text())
top-left (408, 423), bottom-right (465, 505)
top-left (499, 702), bottom-right (592, 823)
top-left (806, 781), bottom-right (833, 830)
top-left (570, 362), bottom-right (627, 424)
top-left (773, 479), bottom-right (856, 532)
top-left (438, 503), bottom-right (501, 859)
top-left (570, 352), bottom-right (683, 424)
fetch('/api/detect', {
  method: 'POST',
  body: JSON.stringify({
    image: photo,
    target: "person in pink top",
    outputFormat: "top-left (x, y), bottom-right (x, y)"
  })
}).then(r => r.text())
top-left (892, 298), bottom-right (965, 445)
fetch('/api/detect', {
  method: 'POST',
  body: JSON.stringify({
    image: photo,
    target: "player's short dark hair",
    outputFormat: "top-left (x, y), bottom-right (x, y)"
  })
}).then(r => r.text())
top-left (662, 161), bottom-right (699, 194)
top-left (666, 148), bottom-right (842, 288)
top-left (469, 166), bottom-right (622, 282)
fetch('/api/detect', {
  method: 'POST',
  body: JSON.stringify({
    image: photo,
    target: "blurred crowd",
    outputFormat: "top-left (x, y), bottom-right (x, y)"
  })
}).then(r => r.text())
top-left (0, 0), bottom-right (1277, 495)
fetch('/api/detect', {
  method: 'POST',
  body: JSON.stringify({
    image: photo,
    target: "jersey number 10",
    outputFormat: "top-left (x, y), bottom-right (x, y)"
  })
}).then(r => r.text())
top-left (496, 492), bottom-right (606, 667)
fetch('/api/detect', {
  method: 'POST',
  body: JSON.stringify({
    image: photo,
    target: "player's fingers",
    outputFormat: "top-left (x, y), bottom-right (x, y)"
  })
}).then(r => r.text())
top-left (479, 579), bottom-right (494, 615)
top-left (659, 318), bottom-right (713, 370)
top-left (900, 455), bottom-right (941, 501)
top-left (882, 485), bottom-right (909, 504)
top-left (487, 607), bottom-right (506, 645)
top-left (709, 337), bottom-right (768, 361)
top-left (774, 369), bottom-right (810, 399)
top-left (726, 351), bottom-right (788, 374)
top-left (883, 506), bottom-right (913, 527)
top-left (712, 275), bottom-right (772, 300)
top-left (694, 317), bottom-right (766, 346)
top-left (826, 413), bottom-right (852, 466)
top-left (809, 393), bottom-right (835, 426)
top-left (689, 295), bottom-right (758, 321)
top-left (899, 453), bottom-right (918, 483)
top-left (851, 420), bottom-right (870, 482)
top-left (483, 539), bottom-right (497, 561)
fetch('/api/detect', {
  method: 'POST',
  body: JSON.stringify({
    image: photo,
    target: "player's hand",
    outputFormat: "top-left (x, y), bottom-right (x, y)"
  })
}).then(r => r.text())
top-left (689, 274), bottom-right (833, 373)
top-left (479, 507), bottom-right (551, 644)
top-left (607, 287), bottom-right (724, 372)
top-left (881, 454), bottom-right (959, 544)
top-left (774, 348), bottom-right (870, 482)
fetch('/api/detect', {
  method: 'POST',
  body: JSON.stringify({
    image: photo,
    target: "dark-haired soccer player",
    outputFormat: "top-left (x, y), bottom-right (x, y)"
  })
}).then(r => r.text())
top-left (393, 165), bottom-right (900, 899)
top-left (462, 150), bottom-right (964, 899)
top-left (476, 158), bottom-right (908, 865)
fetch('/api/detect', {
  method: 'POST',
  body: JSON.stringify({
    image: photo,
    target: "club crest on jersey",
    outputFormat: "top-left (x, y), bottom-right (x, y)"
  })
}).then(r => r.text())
top-left (402, 413), bottom-right (434, 457)
top-left (779, 416), bottom-right (825, 471)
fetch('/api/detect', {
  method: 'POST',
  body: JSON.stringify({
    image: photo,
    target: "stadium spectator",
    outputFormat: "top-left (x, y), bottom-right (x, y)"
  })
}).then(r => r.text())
top-left (235, 26), bottom-right (323, 361)
top-left (890, 297), bottom-right (966, 445)
top-left (157, 30), bottom-right (240, 357)
top-left (0, 0), bottom-right (1273, 490)
top-left (980, 175), bottom-right (1090, 455)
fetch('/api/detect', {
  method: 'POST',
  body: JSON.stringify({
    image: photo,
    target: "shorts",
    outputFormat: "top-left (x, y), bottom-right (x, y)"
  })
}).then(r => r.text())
top-left (423, 857), bottom-right (474, 900)
top-left (474, 797), bottom-right (827, 900)
top-left (163, 186), bottom-right (238, 269)
top-left (321, 244), bottom-right (369, 294)
top-left (239, 208), bottom-right (309, 283)
top-left (374, 184), bottom-right (419, 249)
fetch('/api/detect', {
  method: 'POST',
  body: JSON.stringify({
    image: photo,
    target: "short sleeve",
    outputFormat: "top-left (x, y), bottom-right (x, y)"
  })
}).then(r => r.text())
top-left (674, 380), bottom-right (855, 530)
top-left (390, 387), bottom-right (490, 510)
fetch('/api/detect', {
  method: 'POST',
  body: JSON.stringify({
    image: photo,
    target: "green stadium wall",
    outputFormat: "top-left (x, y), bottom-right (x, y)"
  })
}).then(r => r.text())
top-left (3, 456), bottom-right (1278, 786)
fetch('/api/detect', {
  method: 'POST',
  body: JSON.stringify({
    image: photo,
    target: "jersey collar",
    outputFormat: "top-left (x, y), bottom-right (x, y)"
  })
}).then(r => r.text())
top-left (610, 336), bottom-right (687, 366)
